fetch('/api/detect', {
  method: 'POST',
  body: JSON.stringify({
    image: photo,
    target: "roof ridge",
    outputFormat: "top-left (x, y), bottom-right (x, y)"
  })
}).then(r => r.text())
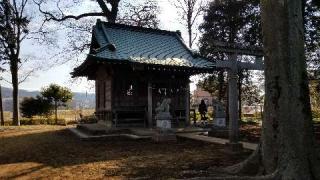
top-left (96, 19), bottom-right (179, 36)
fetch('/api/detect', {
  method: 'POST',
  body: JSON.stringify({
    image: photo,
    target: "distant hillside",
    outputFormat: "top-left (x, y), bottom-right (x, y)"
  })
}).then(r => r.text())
top-left (1, 87), bottom-right (95, 112)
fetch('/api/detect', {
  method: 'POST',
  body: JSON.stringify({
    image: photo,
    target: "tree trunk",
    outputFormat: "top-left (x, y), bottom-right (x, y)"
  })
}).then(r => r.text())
top-left (54, 101), bottom-right (58, 124)
top-left (11, 59), bottom-right (19, 126)
top-left (260, 0), bottom-right (320, 178)
top-left (187, 0), bottom-right (192, 48)
top-left (221, 0), bottom-right (320, 179)
top-left (0, 84), bottom-right (4, 126)
top-left (188, 25), bottom-right (192, 48)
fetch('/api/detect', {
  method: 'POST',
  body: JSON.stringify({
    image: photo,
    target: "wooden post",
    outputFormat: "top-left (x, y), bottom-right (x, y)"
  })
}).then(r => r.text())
top-left (185, 82), bottom-right (190, 126)
top-left (148, 81), bottom-right (153, 128)
top-left (95, 81), bottom-right (99, 114)
top-left (228, 53), bottom-right (239, 143)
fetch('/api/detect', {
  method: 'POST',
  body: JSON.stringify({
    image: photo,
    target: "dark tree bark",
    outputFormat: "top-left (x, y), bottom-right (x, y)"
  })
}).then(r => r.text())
top-left (11, 59), bottom-right (19, 126)
top-left (190, 0), bottom-right (320, 179)
top-left (54, 101), bottom-right (58, 124)
top-left (1, 0), bottom-right (29, 126)
top-left (96, 0), bottom-right (119, 23)
top-left (260, 0), bottom-right (320, 178)
top-left (0, 84), bottom-right (4, 126)
top-left (222, 0), bottom-right (320, 179)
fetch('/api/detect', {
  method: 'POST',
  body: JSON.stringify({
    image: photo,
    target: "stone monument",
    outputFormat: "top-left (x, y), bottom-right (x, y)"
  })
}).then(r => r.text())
top-left (208, 99), bottom-right (229, 138)
top-left (213, 99), bottom-right (226, 127)
top-left (152, 98), bottom-right (177, 142)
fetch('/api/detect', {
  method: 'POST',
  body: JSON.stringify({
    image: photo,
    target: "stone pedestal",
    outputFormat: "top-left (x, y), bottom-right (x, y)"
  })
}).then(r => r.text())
top-left (225, 142), bottom-right (243, 152)
top-left (212, 99), bottom-right (227, 127)
top-left (214, 118), bottom-right (226, 127)
top-left (152, 119), bottom-right (176, 142)
top-left (156, 120), bottom-right (171, 129)
top-left (152, 100), bottom-right (176, 142)
top-left (208, 125), bottom-right (229, 138)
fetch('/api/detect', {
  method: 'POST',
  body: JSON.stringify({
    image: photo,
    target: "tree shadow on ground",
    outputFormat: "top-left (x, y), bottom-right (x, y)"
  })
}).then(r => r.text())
top-left (0, 127), bottom-right (251, 179)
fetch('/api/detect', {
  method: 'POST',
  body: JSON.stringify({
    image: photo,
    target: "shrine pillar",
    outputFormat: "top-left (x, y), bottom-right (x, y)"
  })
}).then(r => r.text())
top-left (185, 81), bottom-right (190, 126)
top-left (147, 81), bottom-right (153, 128)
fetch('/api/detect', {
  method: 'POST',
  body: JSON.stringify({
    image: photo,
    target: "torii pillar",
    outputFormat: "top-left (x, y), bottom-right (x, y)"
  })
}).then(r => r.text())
top-left (225, 55), bottom-right (264, 151)
top-left (214, 42), bottom-right (264, 151)
top-left (227, 53), bottom-right (240, 145)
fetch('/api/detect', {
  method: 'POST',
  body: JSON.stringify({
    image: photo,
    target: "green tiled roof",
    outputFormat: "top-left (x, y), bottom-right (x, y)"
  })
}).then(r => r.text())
top-left (91, 21), bottom-right (215, 68)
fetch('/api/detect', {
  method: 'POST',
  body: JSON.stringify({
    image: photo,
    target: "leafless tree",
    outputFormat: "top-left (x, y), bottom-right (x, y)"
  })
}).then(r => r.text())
top-left (170, 0), bottom-right (205, 48)
top-left (0, 0), bottom-right (30, 125)
top-left (34, 0), bottom-right (121, 23)
top-left (117, 0), bottom-right (160, 28)
top-left (34, 0), bottom-right (160, 65)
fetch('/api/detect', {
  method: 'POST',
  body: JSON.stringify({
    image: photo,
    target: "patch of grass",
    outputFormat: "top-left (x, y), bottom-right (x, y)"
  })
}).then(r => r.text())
top-left (2, 109), bottom-right (95, 125)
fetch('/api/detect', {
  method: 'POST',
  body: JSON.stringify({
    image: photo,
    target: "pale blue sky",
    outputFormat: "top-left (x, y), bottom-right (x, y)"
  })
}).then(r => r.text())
top-left (1, 0), bottom-right (204, 93)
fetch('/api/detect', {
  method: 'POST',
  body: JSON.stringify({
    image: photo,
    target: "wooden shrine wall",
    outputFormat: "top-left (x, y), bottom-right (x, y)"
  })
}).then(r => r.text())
top-left (95, 66), bottom-right (112, 112)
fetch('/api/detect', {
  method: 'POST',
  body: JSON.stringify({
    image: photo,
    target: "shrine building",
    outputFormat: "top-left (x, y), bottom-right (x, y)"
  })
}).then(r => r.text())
top-left (72, 20), bottom-right (220, 128)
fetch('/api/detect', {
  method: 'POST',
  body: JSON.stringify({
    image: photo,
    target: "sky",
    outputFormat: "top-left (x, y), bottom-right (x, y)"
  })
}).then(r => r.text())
top-left (1, 0), bottom-right (204, 93)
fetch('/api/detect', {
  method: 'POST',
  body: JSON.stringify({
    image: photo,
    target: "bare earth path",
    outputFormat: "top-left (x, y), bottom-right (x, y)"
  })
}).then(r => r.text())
top-left (0, 125), bottom-right (251, 179)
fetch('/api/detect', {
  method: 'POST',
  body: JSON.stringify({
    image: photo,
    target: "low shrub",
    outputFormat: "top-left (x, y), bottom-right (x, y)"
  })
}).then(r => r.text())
top-left (312, 110), bottom-right (320, 119)
top-left (240, 118), bottom-right (259, 125)
top-left (19, 118), bottom-right (66, 125)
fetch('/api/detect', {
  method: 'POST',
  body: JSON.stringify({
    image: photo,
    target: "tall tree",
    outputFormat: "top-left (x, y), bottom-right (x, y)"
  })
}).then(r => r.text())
top-left (0, 0), bottom-right (30, 125)
top-left (170, 0), bottom-right (205, 48)
top-left (220, 0), bottom-right (320, 179)
top-left (197, 72), bottom-right (227, 101)
top-left (198, 0), bottom-right (261, 120)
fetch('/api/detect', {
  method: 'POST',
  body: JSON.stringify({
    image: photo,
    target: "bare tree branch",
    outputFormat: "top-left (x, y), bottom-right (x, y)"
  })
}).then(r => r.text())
top-left (34, 1), bottom-right (106, 22)
top-left (34, 0), bottom-right (120, 23)
top-left (170, 0), bottom-right (205, 48)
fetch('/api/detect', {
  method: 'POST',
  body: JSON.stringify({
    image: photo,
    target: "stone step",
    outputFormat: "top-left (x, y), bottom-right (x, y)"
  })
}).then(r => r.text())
top-left (69, 127), bottom-right (151, 141)
top-left (114, 123), bottom-right (146, 128)
top-left (77, 124), bottom-right (107, 135)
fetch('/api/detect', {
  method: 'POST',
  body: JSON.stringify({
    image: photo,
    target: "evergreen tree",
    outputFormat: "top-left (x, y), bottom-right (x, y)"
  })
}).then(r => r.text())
top-left (41, 84), bottom-right (73, 124)
top-left (198, 0), bottom-right (262, 120)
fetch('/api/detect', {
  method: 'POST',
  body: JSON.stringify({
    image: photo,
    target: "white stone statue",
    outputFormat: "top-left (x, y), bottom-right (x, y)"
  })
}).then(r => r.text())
top-left (155, 98), bottom-right (172, 129)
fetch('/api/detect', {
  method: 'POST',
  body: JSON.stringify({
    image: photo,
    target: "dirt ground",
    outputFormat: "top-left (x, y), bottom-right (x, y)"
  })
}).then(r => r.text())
top-left (0, 125), bottom-right (251, 180)
top-left (239, 123), bottom-right (320, 144)
top-left (240, 124), bottom-right (261, 143)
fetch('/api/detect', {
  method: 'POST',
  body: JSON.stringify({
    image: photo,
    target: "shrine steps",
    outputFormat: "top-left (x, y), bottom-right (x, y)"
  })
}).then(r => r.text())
top-left (72, 124), bottom-right (154, 140)
top-left (113, 118), bottom-right (146, 128)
